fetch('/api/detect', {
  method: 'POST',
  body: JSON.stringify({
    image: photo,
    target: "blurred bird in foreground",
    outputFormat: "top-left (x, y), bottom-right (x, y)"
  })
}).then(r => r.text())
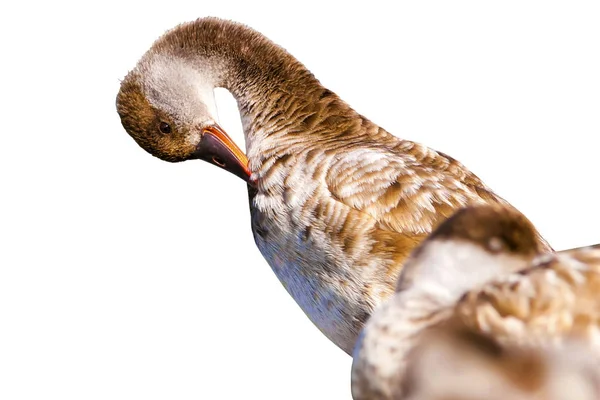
top-left (352, 204), bottom-right (600, 399)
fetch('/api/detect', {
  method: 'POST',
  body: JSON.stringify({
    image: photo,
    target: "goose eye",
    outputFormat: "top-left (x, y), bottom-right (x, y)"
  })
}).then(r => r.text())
top-left (158, 121), bottom-right (171, 134)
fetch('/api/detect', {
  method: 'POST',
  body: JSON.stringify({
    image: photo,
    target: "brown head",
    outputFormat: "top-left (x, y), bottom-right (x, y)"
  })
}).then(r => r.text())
top-left (396, 204), bottom-right (548, 299)
top-left (115, 23), bottom-right (251, 182)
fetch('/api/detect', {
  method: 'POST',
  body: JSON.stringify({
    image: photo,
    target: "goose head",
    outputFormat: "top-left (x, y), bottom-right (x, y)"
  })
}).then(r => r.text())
top-left (116, 54), bottom-right (251, 182)
top-left (396, 204), bottom-right (547, 305)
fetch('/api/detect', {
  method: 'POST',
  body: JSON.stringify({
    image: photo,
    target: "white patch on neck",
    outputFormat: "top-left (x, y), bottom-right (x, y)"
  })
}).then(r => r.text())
top-left (403, 240), bottom-right (529, 305)
top-left (138, 54), bottom-right (220, 126)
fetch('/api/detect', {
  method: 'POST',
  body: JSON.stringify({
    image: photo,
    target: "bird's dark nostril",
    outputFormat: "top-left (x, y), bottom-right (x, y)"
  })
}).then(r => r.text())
top-left (212, 156), bottom-right (226, 167)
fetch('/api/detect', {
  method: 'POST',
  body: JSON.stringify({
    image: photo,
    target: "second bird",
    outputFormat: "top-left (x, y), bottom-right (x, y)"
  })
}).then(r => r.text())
top-left (116, 18), bottom-right (552, 354)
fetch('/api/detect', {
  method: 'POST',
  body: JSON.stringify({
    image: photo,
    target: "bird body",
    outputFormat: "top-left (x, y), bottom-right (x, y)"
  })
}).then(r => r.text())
top-left (352, 205), bottom-right (599, 399)
top-left (117, 18), bottom-right (551, 354)
top-left (248, 139), bottom-right (512, 351)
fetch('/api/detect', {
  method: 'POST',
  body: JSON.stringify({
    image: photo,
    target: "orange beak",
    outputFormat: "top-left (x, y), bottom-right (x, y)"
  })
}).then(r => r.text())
top-left (191, 124), bottom-right (252, 183)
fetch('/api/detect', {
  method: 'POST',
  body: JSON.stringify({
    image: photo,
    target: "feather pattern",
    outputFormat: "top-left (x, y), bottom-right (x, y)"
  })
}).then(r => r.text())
top-left (456, 246), bottom-right (600, 348)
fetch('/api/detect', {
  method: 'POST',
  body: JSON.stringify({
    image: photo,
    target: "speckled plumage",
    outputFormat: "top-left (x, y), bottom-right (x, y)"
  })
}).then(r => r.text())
top-left (352, 205), bottom-right (600, 399)
top-left (454, 245), bottom-right (600, 349)
top-left (116, 18), bottom-right (552, 354)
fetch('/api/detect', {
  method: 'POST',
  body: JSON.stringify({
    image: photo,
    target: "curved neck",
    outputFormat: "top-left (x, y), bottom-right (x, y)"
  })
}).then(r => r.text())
top-left (143, 18), bottom-right (372, 170)
top-left (148, 19), bottom-right (338, 156)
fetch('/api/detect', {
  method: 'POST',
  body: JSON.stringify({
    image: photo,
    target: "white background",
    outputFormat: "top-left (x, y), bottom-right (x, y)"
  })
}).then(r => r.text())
top-left (1, 1), bottom-right (599, 399)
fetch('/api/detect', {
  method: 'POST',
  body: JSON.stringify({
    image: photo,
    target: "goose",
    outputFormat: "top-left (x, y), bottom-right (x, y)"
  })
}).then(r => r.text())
top-left (116, 18), bottom-right (552, 354)
top-left (351, 204), bottom-right (600, 399)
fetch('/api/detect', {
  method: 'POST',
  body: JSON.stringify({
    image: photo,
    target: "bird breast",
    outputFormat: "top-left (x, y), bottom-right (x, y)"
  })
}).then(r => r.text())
top-left (248, 147), bottom-right (396, 354)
